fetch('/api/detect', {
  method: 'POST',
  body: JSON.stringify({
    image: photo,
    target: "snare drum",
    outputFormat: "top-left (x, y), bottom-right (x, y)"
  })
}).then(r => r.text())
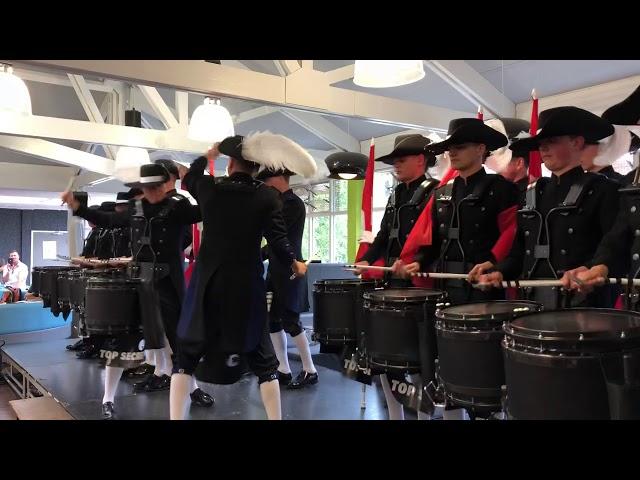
top-left (313, 279), bottom-right (382, 346)
top-left (503, 308), bottom-right (640, 420)
top-left (38, 266), bottom-right (80, 310)
top-left (84, 277), bottom-right (141, 335)
top-left (364, 288), bottom-right (445, 374)
top-left (435, 300), bottom-right (542, 414)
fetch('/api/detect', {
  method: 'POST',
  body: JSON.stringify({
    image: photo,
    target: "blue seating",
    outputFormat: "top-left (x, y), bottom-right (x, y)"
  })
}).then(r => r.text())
top-left (0, 301), bottom-right (67, 335)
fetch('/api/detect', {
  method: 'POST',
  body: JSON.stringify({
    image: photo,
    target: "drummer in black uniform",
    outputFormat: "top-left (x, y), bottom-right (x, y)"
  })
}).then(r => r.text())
top-left (61, 163), bottom-right (212, 419)
top-left (351, 134), bottom-right (440, 420)
top-left (470, 107), bottom-right (620, 310)
top-left (353, 134), bottom-right (440, 285)
top-left (398, 119), bottom-right (519, 305)
top-left (257, 168), bottom-right (317, 389)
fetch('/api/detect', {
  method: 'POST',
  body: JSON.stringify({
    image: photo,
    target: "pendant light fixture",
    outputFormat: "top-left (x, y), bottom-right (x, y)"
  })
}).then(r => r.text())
top-left (0, 64), bottom-right (32, 115)
top-left (188, 97), bottom-right (235, 144)
top-left (353, 60), bottom-right (425, 88)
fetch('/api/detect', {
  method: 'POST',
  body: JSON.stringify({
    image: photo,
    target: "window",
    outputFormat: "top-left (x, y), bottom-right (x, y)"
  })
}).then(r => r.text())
top-left (292, 171), bottom-right (397, 263)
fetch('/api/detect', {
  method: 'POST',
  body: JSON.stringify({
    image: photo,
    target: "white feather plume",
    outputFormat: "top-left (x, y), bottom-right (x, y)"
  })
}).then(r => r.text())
top-left (426, 132), bottom-right (450, 179)
top-left (593, 125), bottom-right (633, 167)
top-left (484, 118), bottom-right (512, 174)
top-left (241, 131), bottom-right (318, 178)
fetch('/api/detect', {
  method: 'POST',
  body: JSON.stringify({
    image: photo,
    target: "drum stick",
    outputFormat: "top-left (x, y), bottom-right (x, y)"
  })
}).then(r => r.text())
top-left (411, 272), bottom-right (469, 280)
top-left (344, 265), bottom-right (469, 279)
top-left (474, 278), bottom-right (640, 290)
top-left (343, 264), bottom-right (393, 272)
top-left (290, 258), bottom-right (314, 280)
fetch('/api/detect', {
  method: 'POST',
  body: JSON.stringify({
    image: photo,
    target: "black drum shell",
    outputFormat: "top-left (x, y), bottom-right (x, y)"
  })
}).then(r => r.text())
top-left (435, 300), bottom-right (543, 412)
top-left (503, 308), bottom-right (640, 420)
top-left (84, 277), bottom-right (141, 335)
top-left (312, 279), bottom-right (382, 346)
top-left (364, 288), bottom-right (444, 372)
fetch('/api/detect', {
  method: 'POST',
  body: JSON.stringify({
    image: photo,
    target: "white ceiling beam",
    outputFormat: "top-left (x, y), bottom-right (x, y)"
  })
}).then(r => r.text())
top-left (233, 106), bottom-right (279, 124)
top-left (279, 109), bottom-right (360, 152)
top-left (13, 60), bottom-right (472, 131)
top-left (175, 91), bottom-right (189, 126)
top-left (0, 135), bottom-right (115, 175)
top-left (0, 111), bottom-right (211, 154)
top-left (424, 60), bottom-right (515, 118)
top-left (325, 64), bottom-right (355, 84)
top-left (137, 85), bottom-right (180, 129)
top-left (515, 74), bottom-right (640, 119)
top-left (273, 60), bottom-right (302, 76)
top-left (0, 162), bottom-right (78, 191)
top-left (220, 60), bottom-right (252, 70)
top-left (67, 74), bottom-right (117, 159)
top-left (10, 67), bottom-right (113, 93)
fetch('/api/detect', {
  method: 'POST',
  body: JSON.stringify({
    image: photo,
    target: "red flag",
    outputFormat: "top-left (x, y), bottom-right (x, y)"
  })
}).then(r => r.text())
top-left (355, 139), bottom-right (385, 278)
top-left (477, 105), bottom-right (484, 120)
top-left (528, 89), bottom-right (543, 180)
top-left (399, 168), bottom-right (459, 287)
top-left (185, 155), bottom-right (215, 285)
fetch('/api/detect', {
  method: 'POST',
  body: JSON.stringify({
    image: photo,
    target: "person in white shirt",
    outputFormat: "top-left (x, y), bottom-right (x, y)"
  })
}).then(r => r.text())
top-left (2, 250), bottom-right (29, 290)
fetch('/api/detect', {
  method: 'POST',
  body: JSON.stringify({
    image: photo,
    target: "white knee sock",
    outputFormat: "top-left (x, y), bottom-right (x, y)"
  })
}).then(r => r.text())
top-left (259, 379), bottom-right (282, 420)
top-left (269, 330), bottom-right (291, 374)
top-left (145, 349), bottom-right (156, 367)
top-left (190, 376), bottom-right (198, 394)
top-left (169, 373), bottom-right (192, 420)
top-left (380, 374), bottom-right (404, 420)
top-left (443, 408), bottom-right (467, 420)
top-left (103, 366), bottom-right (124, 404)
top-left (291, 331), bottom-right (316, 374)
top-left (409, 374), bottom-right (431, 420)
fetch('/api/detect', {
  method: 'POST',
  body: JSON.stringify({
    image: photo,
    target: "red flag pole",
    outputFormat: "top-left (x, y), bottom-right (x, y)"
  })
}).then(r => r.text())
top-left (528, 89), bottom-right (543, 181)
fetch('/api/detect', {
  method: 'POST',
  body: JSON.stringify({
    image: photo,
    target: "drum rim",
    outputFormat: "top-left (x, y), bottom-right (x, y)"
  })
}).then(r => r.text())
top-left (314, 278), bottom-right (382, 286)
top-left (435, 300), bottom-right (543, 322)
top-left (506, 308), bottom-right (640, 341)
top-left (364, 287), bottom-right (444, 302)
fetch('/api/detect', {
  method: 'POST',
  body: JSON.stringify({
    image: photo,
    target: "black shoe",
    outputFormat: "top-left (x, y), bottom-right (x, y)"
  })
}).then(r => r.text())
top-left (288, 371), bottom-right (318, 389)
top-left (124, 364), bottom-right (155, 379)
top-left (66, 339), bottom-right (85, 351)
top-left (134, 374), bottom-right (171, 393)
top-left (190, 388), bottom-right (215, 407)
top-left (277, 371), bottom-right (293, 386)
top-left (102, 402), bottom-right (114, 419)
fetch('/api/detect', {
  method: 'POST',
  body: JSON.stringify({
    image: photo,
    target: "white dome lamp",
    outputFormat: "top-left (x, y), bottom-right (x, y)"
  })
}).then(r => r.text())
top-left (0, 64), bottom-right (32, 115)
top-left (114, 108), bottom-right (151, 184)
top-left (188, 97), bottom-right (235, 144)
top-left (353, 60), bottom-right (425, 88)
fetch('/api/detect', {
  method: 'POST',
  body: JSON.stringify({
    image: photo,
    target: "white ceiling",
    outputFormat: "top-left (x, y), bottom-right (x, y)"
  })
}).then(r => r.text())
top-left (1, 59), bottom-right (639, 209)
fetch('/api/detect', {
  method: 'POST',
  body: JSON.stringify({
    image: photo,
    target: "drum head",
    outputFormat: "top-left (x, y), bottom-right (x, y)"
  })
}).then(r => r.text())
top-left (436, 300), bottom-right (542, 322)
top-left (509, 308), bottom-right (640, 341)
top-left (365, 288), bottom-right (443, 303)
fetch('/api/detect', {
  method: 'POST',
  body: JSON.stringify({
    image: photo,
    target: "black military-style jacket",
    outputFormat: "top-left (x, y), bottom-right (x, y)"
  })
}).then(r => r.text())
top-left (417, 167), bottom-right (519, 272)
top-left (496, 166), bottom-right (620, 280)
top-left (360, 174), bottom-right (439, 264)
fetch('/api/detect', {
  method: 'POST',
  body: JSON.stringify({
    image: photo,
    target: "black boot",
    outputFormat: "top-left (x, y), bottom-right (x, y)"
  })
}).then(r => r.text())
top-left (190, 388), bottom-right (215, 407)
top-left (66, 339), bottom-right (86, 351)
top-left (288, 371), bottom-right (319, 389)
